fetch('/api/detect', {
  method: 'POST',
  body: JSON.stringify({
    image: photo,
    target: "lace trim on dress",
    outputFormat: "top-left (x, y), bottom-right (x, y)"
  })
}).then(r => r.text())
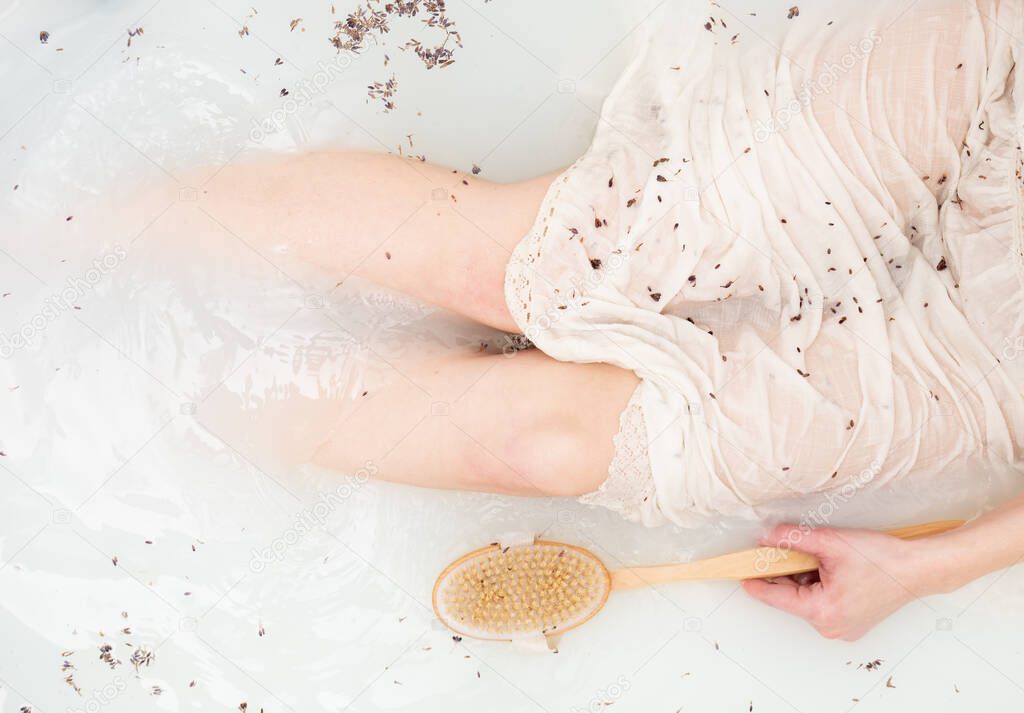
top-left (504, 163), bottom-right (585, 333)
top-left (505, 233), bottom-right (539, 330)
top-left (578, 383), bottom-right (657, 522)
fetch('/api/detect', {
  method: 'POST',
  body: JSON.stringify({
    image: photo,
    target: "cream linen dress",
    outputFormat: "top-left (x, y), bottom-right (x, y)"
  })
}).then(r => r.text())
top-left (504, 0), bottom-right (1024, 526)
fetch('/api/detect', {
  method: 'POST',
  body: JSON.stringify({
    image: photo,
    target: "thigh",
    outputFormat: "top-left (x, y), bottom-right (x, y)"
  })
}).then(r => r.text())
top-left (200, 152), bottom-right (557, 332)
top-left (312, 348), bottom-right (640, 497)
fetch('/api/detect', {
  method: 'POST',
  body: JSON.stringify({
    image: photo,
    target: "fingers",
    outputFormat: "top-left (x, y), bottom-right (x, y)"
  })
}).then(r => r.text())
top-left (764, 575), bottom-right (800, 586)
top-left (762, 573), bottom-right (820, 586)
top-left (741, 578), bottom-right (822, 619)
top-left (758, 523), bottom-right (842, 562)
top-left (744, 526), bottom-right (833, 619)
top-left (793, 571), bottom-right (821, 586)
top-left (766, 572), bottom-right (822, 587)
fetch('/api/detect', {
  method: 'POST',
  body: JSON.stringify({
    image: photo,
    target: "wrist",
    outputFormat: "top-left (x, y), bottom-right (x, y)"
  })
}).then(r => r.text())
top-left (900, 530), bottom-right (978, 596)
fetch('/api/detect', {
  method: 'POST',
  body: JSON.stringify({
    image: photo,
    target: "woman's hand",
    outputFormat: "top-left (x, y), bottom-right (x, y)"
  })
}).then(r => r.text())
top-left (743, 496), bottom-right (1024, 640)
top-left (741, 524), bottom-right (937, 641)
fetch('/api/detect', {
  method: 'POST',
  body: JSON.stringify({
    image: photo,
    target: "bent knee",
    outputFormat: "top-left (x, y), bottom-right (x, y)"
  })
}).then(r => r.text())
top-left (467, 422), bottom-right (608, 498)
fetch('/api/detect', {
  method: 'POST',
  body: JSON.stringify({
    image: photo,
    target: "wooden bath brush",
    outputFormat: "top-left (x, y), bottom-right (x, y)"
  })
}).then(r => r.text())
top-left (432, 519), bottom-right (964, 641)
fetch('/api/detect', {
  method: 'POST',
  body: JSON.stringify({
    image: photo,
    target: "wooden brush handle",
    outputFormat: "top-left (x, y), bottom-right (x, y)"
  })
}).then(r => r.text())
top-left (610, 519), bottom-right (965, 591)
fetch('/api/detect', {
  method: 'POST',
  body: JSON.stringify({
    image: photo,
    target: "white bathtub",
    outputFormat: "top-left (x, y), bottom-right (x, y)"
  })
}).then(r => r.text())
top-left (1, 0), bottom-right (1022, 711)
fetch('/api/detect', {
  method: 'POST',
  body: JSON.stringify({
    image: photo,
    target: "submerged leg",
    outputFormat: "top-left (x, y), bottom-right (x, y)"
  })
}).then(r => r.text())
top-left (313, 349), bottom-right (640, 497)
top-left (199, 152), bottom-right (556, 332)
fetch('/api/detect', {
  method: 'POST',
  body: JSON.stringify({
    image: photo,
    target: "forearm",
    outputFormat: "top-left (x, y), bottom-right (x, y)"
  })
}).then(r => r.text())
top-left (910, 491), bottom-right (1024, 595)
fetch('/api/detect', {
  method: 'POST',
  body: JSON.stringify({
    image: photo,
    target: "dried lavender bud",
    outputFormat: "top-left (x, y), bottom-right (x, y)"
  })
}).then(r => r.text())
top-left (330, 0), bottom-right (465, 110)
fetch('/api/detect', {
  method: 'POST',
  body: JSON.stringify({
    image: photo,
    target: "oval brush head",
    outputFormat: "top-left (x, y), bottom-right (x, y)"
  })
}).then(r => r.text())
top-left (432, 540), bottom-right (612, 641)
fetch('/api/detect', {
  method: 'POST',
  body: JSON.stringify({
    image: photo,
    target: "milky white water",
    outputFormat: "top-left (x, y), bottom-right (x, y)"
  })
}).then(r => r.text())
top-left (1, 1), bottom-right (1022, 711)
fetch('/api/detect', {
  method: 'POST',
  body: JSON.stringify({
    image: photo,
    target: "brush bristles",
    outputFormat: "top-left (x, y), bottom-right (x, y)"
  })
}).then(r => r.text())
top-left (435, 542), bottom-right (609, 639)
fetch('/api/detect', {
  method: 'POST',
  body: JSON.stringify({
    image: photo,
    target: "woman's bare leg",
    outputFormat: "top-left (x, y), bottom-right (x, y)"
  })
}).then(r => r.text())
top-left (196, 151), bottom-right (634, 499)
top-left (314, 349), bottom-right (640, 497)
top-left (199, 152), bottom-right (556, 332)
